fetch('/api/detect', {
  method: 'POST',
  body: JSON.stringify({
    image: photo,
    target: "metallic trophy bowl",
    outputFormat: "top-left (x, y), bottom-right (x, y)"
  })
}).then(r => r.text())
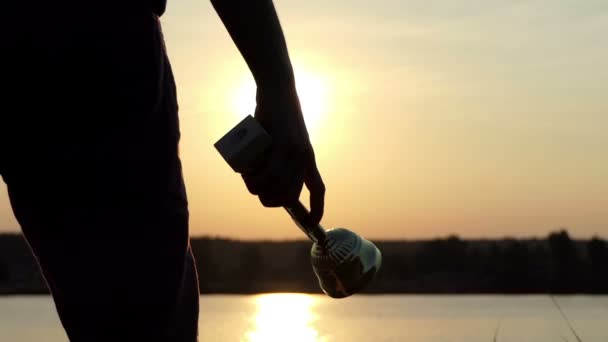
top-left (215, 115), bottom-right (382, 298)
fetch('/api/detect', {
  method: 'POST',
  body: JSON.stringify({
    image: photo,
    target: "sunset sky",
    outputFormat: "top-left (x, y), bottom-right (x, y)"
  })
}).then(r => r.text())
top-left (1, 0), bottom-right (607, 239)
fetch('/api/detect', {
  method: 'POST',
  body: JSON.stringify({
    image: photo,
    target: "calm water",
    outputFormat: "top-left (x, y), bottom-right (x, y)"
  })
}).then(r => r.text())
top-left (0, 295), bottom-right (606, 341)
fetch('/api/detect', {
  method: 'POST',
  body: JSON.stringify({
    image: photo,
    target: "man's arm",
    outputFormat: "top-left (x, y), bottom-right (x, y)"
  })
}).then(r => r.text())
top-left (210, 0), bottom-right (294, 93)
top-left (210, 0), bottom-right (325, 225)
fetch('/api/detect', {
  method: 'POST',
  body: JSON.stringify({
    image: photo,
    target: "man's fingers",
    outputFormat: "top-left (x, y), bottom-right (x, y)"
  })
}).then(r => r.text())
top-left (304, 148), bottom-right (325, 226)
top-left (240, 137), bottom-right (322, 221)
top-left (285, 165), bottom-right (305, 204)
top-left (241, 147), bottom-right (282, 195)
top-left (260, 167), bottom-right (304, 207)
top-left (258, 163), bottom-right (302, 207)
top-left (244, 147), bottom-right (305, 207)
top-left (241, 166), bottom-right (267, 195)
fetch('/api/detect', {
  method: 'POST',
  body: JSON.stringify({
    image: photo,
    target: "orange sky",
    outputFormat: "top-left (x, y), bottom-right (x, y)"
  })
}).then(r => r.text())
top-left (1, 0), bottom-right (607, 239)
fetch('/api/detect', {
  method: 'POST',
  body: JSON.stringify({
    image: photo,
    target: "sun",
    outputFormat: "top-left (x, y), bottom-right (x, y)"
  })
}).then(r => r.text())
top-left (293, 70), bottom-right (328, 130)
top-left (231, 68), bottom-right (328, 133)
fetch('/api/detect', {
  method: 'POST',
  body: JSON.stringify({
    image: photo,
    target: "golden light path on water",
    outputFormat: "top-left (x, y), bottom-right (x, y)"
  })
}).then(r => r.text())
top-left (244, 294), bottom-right (327, 342)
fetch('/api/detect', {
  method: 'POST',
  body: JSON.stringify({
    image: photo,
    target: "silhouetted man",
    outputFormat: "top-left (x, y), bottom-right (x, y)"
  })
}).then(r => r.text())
top-left (1, 1), bottom-right (324, 341)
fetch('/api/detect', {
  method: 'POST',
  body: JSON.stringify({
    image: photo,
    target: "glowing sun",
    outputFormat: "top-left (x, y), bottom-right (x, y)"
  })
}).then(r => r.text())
top-left (231, 68), bottom-right (328, 131)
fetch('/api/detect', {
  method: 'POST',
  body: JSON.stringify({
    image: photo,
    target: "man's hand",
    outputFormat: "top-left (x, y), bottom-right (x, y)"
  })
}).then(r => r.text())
top-left (241, 87), bottom-right (325, 226)
top-left (210, 0), bottom-right (326, 225)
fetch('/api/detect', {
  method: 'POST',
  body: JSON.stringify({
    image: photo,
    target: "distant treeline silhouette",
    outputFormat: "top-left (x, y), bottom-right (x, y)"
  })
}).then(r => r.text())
top-left (0, 229), bottom-right (606, 294)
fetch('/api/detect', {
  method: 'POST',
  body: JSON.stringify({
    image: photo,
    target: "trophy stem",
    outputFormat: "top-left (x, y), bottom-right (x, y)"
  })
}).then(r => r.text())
top-left (284, 202), bottom-right (327, 246)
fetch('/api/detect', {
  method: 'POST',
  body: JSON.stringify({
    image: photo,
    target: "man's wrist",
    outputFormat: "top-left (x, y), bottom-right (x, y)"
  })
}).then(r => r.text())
top-left (255, 72), bottom-right (298, 106)
top-left (254, 68), bottom-right (296, 95)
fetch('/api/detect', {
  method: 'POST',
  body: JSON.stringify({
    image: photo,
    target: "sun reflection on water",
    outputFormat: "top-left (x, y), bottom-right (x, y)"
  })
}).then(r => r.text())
top-left (244, 293), bottom-right (326, 342)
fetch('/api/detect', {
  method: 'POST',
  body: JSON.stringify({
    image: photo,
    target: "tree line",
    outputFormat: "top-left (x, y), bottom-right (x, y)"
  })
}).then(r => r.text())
top-left (0, 229), bottom-right (606, 294)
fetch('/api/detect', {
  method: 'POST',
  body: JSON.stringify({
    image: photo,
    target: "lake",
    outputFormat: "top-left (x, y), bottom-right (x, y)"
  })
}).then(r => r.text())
top-left (0, 295), bottom-right (606, 341)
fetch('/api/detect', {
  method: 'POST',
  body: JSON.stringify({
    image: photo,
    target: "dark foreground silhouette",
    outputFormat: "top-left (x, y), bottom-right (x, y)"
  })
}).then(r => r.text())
top-left (2, 229), bottom-right (606, 295)
top-left (3, 0), bottom-right (323, 339)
